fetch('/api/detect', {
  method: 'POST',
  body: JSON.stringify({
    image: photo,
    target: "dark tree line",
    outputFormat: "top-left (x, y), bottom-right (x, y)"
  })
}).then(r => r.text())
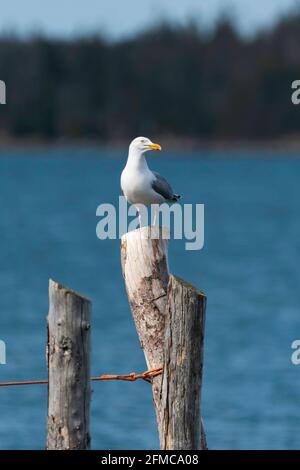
top-left (0, 14), bottom-right (300, 142)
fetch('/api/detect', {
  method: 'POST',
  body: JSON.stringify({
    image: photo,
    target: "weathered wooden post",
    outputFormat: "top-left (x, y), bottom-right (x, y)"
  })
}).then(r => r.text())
top-left (121, 227), bottom-right (169, 421)
top-left (161, 275), bottom-right (206, 449)
top-left (47, 279), bottom-right (91, 450)
top-left (121, 227), bottom-right (207, 450)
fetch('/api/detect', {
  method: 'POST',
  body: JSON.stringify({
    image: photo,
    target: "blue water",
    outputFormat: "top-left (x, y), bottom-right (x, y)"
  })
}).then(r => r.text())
top-left (0, 149), bottom-right (300, 450)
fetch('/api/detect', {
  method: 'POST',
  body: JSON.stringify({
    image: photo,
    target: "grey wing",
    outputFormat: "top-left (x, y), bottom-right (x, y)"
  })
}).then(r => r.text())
top-left (151, 171), bottom-right (178, 201)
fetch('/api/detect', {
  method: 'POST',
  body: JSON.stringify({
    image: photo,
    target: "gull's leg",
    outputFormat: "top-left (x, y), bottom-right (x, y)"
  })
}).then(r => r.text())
top-left (153, 206), bottom-right (158, 226)
top-left (137, 208), bottom-right (142, 227)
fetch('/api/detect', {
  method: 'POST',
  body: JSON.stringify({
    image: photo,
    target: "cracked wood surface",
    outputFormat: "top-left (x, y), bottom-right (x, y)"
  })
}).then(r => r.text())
top-left (47, 279), bottom-right (91, 450)
top-left (161, 275), bottom-right (206, 450)
top-left (121, 227), bottom-right (207, 449)
top-left (121, 227), bottom-right (170, 431)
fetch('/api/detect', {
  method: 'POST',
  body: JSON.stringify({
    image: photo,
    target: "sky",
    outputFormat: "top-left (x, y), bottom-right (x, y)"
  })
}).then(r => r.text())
top-left (0, 0), bottom-right (299, 38)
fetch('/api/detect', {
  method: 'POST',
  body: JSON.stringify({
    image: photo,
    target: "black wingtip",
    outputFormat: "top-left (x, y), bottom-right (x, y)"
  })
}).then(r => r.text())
top-left (172, 194), bottom-right (181, 201)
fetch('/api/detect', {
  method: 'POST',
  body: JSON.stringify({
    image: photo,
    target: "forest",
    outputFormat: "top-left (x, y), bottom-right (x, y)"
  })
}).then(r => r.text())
top-left (0, 13), bottom-right (299, 144)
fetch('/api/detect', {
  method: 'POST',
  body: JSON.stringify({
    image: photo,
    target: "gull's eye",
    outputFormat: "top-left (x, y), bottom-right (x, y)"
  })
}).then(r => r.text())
top-left (141, 139), bottom-right (146, 143)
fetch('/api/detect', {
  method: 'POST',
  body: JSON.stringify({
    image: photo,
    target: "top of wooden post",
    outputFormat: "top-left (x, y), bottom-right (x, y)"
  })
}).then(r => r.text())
top-left (49, 279), bottom-right (91, 303)
top-left (121, 226), bottom-right (170, 242)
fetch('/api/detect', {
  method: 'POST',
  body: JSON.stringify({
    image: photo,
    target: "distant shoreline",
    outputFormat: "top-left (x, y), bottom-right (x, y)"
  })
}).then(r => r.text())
top-left (0, 135), bottom-right (300, 154)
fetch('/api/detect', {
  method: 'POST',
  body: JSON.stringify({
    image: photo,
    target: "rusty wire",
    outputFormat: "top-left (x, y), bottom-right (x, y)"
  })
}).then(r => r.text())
top-left (0, 367), bottom-right (163, 387)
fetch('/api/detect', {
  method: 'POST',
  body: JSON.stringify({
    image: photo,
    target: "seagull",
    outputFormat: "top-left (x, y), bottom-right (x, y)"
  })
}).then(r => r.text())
top-left (121, 137), bottom-right (180, 225)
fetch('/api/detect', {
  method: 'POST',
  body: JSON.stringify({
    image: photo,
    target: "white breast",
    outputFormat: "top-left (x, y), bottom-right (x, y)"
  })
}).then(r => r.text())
top-left (121, 166), bottom-right (164, 205)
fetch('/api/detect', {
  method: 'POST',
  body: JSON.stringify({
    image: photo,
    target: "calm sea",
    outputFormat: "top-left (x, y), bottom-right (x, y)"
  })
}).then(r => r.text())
top-left (0, 149), bottom-right (300, 450)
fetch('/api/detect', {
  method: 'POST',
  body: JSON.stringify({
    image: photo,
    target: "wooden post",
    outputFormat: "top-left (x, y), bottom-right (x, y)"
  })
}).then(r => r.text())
top-left (121, 227), bottom-right (207, 450)
top-left (160, 275), bottom-right (206, 450)
top-left (47, 279), bottom-right (91, 450)
top-left (121, 227), bottom-right (169, 419)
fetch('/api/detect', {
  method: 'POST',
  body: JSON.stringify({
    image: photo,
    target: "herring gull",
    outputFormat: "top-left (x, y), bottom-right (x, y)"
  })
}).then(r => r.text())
top-left (121, 137), bottom-right (180, 224)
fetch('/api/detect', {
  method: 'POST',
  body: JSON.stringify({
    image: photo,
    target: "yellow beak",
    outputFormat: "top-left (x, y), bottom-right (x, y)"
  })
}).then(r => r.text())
top-left (147, 143), bottom-right (162, 151)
